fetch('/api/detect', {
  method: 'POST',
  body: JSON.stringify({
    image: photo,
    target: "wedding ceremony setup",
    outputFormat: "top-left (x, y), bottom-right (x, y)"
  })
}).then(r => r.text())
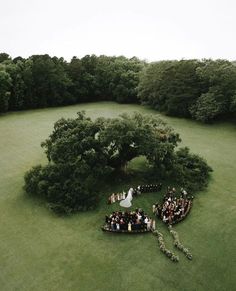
top-left (2, 0), bottom-right (236, 288)
top-left (102, 184), bottom-right (193, 262)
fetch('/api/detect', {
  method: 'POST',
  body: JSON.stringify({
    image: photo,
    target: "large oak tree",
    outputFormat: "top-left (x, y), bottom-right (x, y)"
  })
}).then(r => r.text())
top-left (24, 111), bottom-right (212, 214)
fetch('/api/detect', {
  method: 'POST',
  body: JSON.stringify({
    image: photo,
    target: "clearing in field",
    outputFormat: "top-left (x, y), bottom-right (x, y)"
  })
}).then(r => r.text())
top-left (0, 102), bottom-right (235, 291)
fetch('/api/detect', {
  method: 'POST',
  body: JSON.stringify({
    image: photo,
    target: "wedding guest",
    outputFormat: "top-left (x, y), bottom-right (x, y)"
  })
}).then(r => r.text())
top-left (122, 191), bottom-right (126, 200)
top-left (152, 204), bottom-right (156, 213)
top-left (111, 220), bottom-right (116, 230)
top-left (163, 215), bottom-right (168, 223)
top-left (111, 193), bottom-right (115, 203)
top-left (128, 222), bottom-right (132, 231)
top-left (152, 219), bottom-right (156, 230)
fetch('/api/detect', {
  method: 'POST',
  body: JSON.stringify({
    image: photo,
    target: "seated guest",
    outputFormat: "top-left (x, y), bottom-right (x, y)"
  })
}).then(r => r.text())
top-left (111, 220), bottom-right (116, 230)
top-left (154, 186), bottom-right (193, 224)
top-left (163, 215), bottom-right (168, 223)
top-left (104, 210), bottom-right (153, 232)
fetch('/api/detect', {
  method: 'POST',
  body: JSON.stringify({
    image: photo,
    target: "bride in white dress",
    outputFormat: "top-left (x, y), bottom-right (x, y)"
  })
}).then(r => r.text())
top-left (120, 188), bottom-right (133, 208)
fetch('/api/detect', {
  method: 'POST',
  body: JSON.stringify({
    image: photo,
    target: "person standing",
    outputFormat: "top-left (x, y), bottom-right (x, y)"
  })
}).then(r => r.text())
top-left (152, 219), bottom-right (156, 230)
top-left (152, 204), bottom-right (156, 214)
top-left (128, 221), bottom-right (132, 232)
top-left (122, 191), bottom-right (126, 200)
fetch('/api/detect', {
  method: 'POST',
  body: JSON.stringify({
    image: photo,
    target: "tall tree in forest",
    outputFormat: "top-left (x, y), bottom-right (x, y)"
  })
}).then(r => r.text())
top-left (138, 60), bottom-right (202, 116)
top-left (0, 68), bottom-right (12, 112)
top-left (190, 59), bottom-right (236, 122)
top-left (0, 53), bottom-right (11, 63)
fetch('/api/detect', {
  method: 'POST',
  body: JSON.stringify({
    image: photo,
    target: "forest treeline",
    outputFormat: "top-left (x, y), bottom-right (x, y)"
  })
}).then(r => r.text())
top-left (138, 59), bottom-right (236, 122)
top-left (1, 52), bottom-right (236, 123)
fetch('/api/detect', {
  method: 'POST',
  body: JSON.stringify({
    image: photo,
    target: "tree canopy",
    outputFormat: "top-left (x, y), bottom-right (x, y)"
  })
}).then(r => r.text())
top-left (0, 53), bottom-right (143, 113)
top-left (24, 111), bottom-right (212, 214)
top-left (138, 59), bottom-right (236, 122)
top-left (1, 52), bottom-right (236, 123)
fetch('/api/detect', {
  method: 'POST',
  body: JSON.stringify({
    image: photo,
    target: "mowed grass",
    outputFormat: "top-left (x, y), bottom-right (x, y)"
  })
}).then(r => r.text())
top-left (0, 102), bottom-right (235, 291)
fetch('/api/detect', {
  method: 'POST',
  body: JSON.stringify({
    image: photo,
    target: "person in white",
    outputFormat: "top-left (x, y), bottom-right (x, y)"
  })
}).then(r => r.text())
top-left (122, 191), bottom-right (126, 200)
top-left (120, 188), bottom-right (133, 208)
top-left (111, 193), bottom-right (115, 203)
top-left (152, 204), bottom-right (156, 213)
top-left (128, 222), bottom-right (132, 231)
top-left (152, 219), bottom-right (156, 230)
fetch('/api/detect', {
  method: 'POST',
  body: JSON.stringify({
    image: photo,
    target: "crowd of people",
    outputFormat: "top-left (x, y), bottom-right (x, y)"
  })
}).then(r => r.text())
top-left (104, 184), bottom-right (192, 233)
top-left (137, 183), bottom-right (162, 193)
top-left (107, 183), bottom-right (162, 204)
top-left (153, 187), bottom-right (193, 225)
top-left (108, 192), bottom-right (126, 204)
top-left (104, 209), bottom-right (155, 232)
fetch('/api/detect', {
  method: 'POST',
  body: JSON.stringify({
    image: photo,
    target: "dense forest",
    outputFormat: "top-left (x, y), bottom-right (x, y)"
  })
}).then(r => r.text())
top-left (1, 52), bottom-right (236, 123)
top-left (138, 59), bottom-right (236, 122)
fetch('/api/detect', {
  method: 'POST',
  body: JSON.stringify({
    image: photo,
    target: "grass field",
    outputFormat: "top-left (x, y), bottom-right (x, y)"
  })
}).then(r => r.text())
top-left (0, 102), bottom-right (235, 291)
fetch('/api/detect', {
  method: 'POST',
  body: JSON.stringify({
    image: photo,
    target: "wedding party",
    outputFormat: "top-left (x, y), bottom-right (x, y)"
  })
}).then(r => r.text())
top-left (102, 209), bottom-right (155, 233)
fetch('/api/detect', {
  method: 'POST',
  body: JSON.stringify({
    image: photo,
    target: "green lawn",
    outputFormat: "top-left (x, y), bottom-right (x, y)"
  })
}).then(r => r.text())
top-left (0, 102), bottom-right (235, 291)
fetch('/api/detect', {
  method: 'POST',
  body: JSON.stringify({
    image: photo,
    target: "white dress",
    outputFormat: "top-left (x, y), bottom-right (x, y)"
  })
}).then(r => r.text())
top-left (119, 188), bottom-right (133, 208)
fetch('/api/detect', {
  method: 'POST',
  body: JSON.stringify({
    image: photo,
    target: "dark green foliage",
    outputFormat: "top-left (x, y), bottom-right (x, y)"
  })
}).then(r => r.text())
top-left (138, 60), bottom-right (202, 117)
top-left (138, 59), bottom-right (236, 122)
top-left (5, 61), bottom-right (26, 110)
top-left (24, 165), bottom-right (43, 196)
top-left (190, 92), bottom-right (225, 122)
top-left (192, 59), bottom-right (236, 122)
top-left (172, 147), bottom-right (213, 192)
top-left (67, 55), bottom-right (143, 103)
top-left (0, 69), bottom-right (12, 112)
top-left (24, 163), bottom-right (101, 214)
top-left (2, 52), bottom-right (236, 124)
top-left (24, 111), bottom-right (212, 214)
top-left (39, 112), bottom-right (111, 214)
top-left (229, 94), bottom-right (236, 113)
top-left (28, 55), bottom-right (73, 108)
top-left (99, 112), bottom-right (180, 170)
top-left (0, 53), bottom-right (143, 112)
top-left (0, 53), bottom-right (11, 63)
